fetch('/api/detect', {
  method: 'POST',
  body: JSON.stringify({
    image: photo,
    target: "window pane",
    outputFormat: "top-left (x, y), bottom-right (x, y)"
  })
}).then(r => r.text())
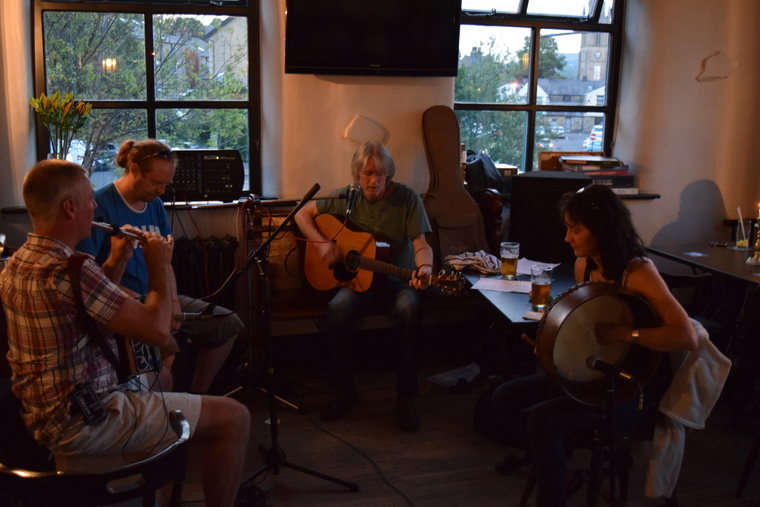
top-left (461, 0), bottom-right (520, 13)
top-left (534, 113), bottom-right (605, 167)
top-left (156, 108), bottom-right (250, 189)
top-left (457, 110), bottom-right (526, 169)
top-left (527, 0), bottom-right (600, 17)
top-left (154, 15), bottom-right (249, 101)
top-left (44, 12), bottom-right (146, 101)
top-left (456, 25), bottom-right (532, 105)
top-left (67, 109), bottom-right (148, 189)
top-left (537, 29), bottom-right (609, 106)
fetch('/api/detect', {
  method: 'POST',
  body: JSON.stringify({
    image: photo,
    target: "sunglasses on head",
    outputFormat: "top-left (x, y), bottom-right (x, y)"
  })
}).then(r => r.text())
top-left (136, 149), bottom-right (172, 162)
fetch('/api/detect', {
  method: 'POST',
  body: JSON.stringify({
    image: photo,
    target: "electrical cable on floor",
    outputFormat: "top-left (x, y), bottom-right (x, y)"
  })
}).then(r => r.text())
top-left (306, 410), bottom-right (415, 506)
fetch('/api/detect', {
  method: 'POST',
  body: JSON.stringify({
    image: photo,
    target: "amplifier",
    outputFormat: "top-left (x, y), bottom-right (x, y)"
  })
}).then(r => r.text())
top-left (162, 150), bottom-right (244, 202)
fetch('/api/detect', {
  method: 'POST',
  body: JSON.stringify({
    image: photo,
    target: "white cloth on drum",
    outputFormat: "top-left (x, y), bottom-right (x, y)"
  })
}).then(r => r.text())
top-left (644, 318), bottom-right (731, 498)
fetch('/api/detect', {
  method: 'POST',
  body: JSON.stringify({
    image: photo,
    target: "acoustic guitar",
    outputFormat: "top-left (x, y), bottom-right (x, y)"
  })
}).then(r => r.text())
top-left (304, 214), bottom-right (464, 294)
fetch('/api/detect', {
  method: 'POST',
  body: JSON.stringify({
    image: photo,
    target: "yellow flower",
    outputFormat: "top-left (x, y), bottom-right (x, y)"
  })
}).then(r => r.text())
top-left (30, 91), bottom-right (92, 159)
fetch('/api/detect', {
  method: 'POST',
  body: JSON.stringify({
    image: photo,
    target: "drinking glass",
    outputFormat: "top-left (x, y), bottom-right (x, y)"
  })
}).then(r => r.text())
top-left (500, 242), bottom-right (519, 279)
top-left (530, 265), bottom-right (553, 310)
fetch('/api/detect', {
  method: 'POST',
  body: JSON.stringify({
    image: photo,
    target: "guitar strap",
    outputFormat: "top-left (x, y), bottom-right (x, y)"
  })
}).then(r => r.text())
top-left (66, 254), bottom-right (129, 384)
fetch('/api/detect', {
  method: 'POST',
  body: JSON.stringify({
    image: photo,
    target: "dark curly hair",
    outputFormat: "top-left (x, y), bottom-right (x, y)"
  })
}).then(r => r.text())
top-left (558, 184), bottom-right (646, 283)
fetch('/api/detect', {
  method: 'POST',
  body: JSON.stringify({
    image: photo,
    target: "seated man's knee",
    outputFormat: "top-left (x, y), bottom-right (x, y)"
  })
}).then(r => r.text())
top-left (393, 289), bottom-right (420, 323)
top-left (198, 396), bottom-right (250, 436)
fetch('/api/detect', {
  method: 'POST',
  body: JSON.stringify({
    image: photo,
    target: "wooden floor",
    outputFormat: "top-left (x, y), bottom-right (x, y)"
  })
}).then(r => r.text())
top-left (179, 329), bottom-right (760, 507)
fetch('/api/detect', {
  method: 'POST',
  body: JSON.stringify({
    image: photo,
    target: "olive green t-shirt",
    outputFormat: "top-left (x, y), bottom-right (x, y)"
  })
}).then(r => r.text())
top-left (317, 182), bottom-right (432, 270)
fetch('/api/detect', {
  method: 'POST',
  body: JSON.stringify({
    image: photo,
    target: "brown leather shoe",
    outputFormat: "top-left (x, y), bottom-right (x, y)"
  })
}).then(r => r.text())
top-left (396, 398), bottom-right (420, 432)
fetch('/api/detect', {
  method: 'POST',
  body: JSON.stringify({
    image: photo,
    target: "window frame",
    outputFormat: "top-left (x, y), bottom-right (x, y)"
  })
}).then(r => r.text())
top-left (455, 0), bottom-right (625, 171)
top-left (31, 0), bottom-right (262, 193)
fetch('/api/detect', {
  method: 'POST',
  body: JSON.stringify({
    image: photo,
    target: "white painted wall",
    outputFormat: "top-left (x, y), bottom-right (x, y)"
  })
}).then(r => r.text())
top-left (615, 0), bottom-right (760, 246)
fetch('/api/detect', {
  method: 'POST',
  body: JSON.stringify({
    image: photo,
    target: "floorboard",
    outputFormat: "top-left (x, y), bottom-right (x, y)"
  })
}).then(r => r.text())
top-left (177, 327), bottom-right (760, 507)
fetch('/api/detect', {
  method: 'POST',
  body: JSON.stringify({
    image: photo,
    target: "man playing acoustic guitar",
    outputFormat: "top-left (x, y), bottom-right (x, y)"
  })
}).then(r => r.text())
top-left (295, 141), bottom-right (434, 432)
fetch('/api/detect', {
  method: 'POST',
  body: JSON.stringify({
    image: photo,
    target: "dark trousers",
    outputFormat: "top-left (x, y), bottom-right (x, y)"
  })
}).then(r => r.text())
top-left (492, 373), bottom-right (643, 507)
top-left (326, 278), bottom-right (420, 398)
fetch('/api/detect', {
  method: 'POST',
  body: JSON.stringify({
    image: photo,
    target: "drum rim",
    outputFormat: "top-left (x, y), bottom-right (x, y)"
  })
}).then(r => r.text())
top-left (536, 281), bottom-right (663, 407)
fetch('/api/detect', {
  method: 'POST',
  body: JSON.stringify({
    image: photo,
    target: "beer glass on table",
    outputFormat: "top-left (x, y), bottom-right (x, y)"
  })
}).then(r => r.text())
top-left (500, 242), bottom-right (519, 279)
top-left (530, 265), bottom-right (553, 310)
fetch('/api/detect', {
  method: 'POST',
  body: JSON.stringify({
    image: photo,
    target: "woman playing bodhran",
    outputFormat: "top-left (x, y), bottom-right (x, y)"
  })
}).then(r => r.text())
top-left (491, 184), bottom-right (697, 506)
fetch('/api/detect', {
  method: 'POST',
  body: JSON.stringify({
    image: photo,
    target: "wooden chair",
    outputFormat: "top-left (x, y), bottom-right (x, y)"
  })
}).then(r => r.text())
top-left (1, 290), bottom-right (191, 507)
top-left (0, 410), bottom-right (190, 507)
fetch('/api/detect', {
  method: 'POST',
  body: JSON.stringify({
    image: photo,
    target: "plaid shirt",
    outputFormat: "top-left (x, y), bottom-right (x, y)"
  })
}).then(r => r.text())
top-left (0, 234), bottom-right (128, 447)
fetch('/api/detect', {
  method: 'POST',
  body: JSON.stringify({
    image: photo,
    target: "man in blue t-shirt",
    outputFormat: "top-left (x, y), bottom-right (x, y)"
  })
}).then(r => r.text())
top-left (78, 139), bottom-right (243, 394)
top-left (295, 141), bottom-right (434, 432)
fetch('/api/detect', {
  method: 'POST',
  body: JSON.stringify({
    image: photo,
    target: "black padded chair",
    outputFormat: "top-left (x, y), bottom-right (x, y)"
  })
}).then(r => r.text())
top-left (0, 410), bottom-right (190, 507)
top-left (659, 271), bottom-right (727, 347)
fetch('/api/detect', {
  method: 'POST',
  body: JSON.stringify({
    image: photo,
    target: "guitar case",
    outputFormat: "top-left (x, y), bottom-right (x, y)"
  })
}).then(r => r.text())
top-left (422, 105), bottom-right (490, 268)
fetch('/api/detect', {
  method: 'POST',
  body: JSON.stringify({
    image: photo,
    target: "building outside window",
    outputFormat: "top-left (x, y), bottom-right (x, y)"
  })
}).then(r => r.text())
top-left (455, 0), bottom-right (622, 171)
top-left (32, 0), bottom-right (260, 193)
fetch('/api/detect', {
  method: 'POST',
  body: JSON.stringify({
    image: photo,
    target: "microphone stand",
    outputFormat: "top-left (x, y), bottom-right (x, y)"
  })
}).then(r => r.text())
top-left (238, 183), bottom-right (358, 491)
top-left (604, 373), bottom-right (618, 505)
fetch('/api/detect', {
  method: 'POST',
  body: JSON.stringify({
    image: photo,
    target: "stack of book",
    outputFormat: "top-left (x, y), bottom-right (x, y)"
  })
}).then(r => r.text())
top-left (558, 155), bottom-right (627, 174)
top-left (558, 155), bottom-right (638, 195)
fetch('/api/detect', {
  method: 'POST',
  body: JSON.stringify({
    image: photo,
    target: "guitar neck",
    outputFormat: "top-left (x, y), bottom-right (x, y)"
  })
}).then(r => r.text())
top-left (356, 255), bottom-right (414, 281)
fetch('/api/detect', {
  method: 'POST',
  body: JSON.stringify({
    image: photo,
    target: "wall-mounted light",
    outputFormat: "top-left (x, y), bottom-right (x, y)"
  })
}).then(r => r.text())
top-left (101, 57), bottom-right (117, 74)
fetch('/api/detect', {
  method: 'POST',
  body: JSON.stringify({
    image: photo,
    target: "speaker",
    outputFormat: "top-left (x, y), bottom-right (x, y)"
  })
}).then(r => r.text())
top-left (509, 171), bottom-right (591, 263)
top-left (162, 150), bottom-right (244, 202)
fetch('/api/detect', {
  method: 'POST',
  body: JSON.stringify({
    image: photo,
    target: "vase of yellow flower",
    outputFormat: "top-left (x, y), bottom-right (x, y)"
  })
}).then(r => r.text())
top-left (30, 91), bottom-right (92, 160)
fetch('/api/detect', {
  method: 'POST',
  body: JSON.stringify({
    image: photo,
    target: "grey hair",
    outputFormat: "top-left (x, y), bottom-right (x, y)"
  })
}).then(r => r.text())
top-left (350, 141), bottom-right (396, 181)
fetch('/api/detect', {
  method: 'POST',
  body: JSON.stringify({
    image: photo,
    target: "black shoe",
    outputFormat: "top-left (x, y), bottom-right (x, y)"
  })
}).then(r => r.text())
top-left (319, 392), bottom-right (357, 421)
top-left (395, 398), bottom-right (420, 432)
top-left (236, 477), bottom-right (268, 506)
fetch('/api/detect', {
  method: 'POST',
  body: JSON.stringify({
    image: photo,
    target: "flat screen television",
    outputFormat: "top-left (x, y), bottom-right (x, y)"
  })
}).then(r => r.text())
top-left (285, 0), bottom-right (461, 77)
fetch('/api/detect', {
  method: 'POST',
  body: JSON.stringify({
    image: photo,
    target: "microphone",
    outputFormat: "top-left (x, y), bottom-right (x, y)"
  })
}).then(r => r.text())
top-left (92, 221), bottom-right (145, 242)
top-left (585, 355), bottom-right (635, 381)
top-left (345, 183), bottom-right (360, 217)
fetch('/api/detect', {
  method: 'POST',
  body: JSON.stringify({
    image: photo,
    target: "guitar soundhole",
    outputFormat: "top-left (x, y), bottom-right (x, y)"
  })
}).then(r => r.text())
top-left (333, 251), bottom-right (360, 282)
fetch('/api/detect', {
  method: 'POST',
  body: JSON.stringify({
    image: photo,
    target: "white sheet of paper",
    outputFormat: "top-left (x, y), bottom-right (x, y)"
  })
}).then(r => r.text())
top-left (517, 258), bottom-right (561, 276)
top-left (472, 278), bottom-right (531, 293)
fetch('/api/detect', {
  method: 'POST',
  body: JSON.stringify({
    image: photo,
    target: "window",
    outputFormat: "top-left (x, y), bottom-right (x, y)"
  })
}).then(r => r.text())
top-left (456, 0), bottom-right (621, 171)
top-left (33, 1), bottom-right (260, 193)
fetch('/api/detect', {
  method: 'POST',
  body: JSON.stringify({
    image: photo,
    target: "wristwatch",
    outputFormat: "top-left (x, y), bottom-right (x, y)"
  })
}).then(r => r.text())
top-left (630, 329), bottom-right (640, 345)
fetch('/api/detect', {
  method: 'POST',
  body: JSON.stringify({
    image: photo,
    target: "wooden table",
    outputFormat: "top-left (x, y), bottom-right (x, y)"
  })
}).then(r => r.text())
top-left (646, 243), bottom-right (760, 286)
top-left (464, 263), bottom-right (576, 325)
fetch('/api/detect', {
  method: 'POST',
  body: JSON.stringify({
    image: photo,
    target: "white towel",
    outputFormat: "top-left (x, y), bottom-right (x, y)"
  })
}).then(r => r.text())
top-left (644, 319), bottom-right (731, 498)
top-left (443, 250), bottom-right (501, 274)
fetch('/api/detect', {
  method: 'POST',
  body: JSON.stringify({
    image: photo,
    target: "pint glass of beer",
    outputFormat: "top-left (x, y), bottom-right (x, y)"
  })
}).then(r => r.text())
top-left (530, 265), bottom-right (553, 310)
top-left (500, 242), bottom-right (520, 279)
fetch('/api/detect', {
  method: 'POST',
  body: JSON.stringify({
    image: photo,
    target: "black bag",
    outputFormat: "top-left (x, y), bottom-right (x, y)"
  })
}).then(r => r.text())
top-left (1, 303), bottom-right (52, 469)
top-left (0, 379), bottom-right (52, 469)
top-left (465, 151), bottom-right (510, 195)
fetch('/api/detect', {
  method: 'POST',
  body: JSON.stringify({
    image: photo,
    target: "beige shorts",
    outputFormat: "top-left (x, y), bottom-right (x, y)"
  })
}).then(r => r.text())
top-left (52, 390), bottom-right (202, 472)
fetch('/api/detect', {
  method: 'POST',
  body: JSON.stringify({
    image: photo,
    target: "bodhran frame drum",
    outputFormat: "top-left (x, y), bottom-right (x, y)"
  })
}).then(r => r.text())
top-left (536, 281), bottom-right (663, 407)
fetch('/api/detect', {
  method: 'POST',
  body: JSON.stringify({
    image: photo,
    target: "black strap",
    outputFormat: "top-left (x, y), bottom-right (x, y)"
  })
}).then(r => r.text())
top-left (66, 254), bottom-right (128, 383)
